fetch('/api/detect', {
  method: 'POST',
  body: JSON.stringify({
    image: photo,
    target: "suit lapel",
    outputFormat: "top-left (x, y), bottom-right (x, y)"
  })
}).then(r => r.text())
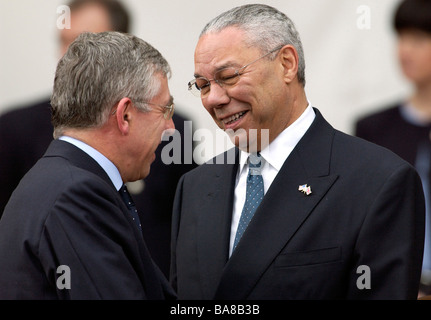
top-left (215, 109), bottom-right (339, 299)
top-left (196, 149), bottom-right (239, 299)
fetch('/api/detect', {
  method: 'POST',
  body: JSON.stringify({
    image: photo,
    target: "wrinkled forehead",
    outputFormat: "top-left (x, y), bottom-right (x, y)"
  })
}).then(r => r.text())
top-left (194, 27), bottom-right (259, 77)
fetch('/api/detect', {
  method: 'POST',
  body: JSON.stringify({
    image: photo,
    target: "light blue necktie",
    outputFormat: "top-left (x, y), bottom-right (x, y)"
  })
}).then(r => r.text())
top-left (233, 153), bottom-right (264, 251)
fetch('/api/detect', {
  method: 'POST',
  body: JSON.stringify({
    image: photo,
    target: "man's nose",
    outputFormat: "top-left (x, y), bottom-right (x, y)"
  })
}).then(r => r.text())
top-left (203, 81), bottom-right (230, 109)
top-left (163, 118), bottom-right (176, 137)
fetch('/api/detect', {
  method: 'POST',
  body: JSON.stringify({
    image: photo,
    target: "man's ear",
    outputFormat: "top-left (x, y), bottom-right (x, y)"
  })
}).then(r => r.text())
top-left (278, 45), bottom-right (299, 84)
top-left (114, 97), bottom-right (133, 135)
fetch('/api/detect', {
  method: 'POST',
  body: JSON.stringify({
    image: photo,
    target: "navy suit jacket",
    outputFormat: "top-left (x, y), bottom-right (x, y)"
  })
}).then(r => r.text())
top-left (170, 108), bottom-right (425, 300)
top-left (0, 98), bottom-right (196, 277)
top-left (0, 140), bottom-right (176, 299)
top-left (355, 104), bottom-right (431, 166)
top-left (0, 100), bottom-right (53, 215)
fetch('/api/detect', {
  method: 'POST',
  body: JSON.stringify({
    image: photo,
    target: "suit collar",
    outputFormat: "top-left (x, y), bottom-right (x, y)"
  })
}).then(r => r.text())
top-left (294, 107), bottom-right (334, 177)
top-left (59, 136), bottom-right (123, 190)
top-left (213, 108), bottom-right (339, 299)
top-left (43, 139), bottom-right (116, 191)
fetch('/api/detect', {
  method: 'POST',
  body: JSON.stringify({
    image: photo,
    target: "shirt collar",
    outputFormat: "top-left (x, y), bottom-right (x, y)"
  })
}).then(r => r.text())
top-left (400, 102), bottom-right (431, 127)
top-left (59, 136), bottom-right (123, 191)
top-left (239, 103), bottom-right (315, 173)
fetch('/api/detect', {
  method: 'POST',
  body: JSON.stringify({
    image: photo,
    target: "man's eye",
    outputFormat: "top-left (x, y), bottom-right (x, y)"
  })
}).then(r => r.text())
top-left (194, 80), bottom-right (208, 91)
top-left (217, 70), bottom-right (239, 85)
top-left (219, 73), bottom-right (236, 80)
top-left (199, 82), bottom-right (210, 89)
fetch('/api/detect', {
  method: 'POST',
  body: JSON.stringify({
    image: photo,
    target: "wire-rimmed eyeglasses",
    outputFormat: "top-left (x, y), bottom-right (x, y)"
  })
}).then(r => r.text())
top-left (111, 99), bottom-right (175, 120)
top-left (141, 101), bottom-right (175, 120)
top-left (187, 45), bottom-right (284, 98)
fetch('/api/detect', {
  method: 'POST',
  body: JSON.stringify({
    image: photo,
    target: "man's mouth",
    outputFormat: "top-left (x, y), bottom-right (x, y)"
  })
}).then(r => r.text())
top-left (222, 111), bottom-right (248, 125)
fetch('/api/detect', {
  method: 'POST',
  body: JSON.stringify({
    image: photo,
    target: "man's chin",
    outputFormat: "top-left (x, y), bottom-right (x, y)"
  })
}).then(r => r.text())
top-left (225, 128), bottom-right (247, 150)
top-left (225, 128), bottom-right (269, 153)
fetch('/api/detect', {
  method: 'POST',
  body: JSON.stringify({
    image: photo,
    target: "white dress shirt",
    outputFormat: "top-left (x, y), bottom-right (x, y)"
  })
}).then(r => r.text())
top-left (229, 104), bottom-right (316, 256)
top-left (59, 136), bottom-right (123, 191)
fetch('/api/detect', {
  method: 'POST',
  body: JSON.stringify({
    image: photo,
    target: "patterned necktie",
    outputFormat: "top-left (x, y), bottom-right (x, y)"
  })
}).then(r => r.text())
top-left (119, 184), bottom-right (142, 231)
top-left (233, 153), bottom-right (264, 251)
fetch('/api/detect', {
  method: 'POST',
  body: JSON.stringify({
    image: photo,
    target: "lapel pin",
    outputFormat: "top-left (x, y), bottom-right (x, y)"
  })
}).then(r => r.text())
top-left (298, 184), bottom-right (312, 196)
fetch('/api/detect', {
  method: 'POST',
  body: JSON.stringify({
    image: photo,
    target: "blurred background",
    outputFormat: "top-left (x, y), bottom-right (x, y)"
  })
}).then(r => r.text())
top-left (0, 0), bottom-right (408, 163)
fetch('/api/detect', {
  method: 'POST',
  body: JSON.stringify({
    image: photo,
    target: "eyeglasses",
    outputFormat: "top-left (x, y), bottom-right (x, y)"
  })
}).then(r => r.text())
top-left (140, 101), bottom-right (175, 120)
top-left (111, 99), bottom-right (175, 120)
top-left (188, 45), bottom-right (284, 98)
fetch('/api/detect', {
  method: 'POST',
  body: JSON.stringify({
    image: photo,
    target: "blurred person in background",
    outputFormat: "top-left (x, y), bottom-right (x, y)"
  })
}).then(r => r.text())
top-left (355, 0), bottom-right (431, 297)
top-left (0, 0), bottom-right (196, 277)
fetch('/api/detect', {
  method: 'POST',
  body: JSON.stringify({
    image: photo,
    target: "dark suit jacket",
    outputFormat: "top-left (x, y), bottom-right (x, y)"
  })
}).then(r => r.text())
top-left (170, 108), bottom-right (425, 300)
top-left (355, 103), bottom-right (431, 295)
top-left (0, 99), bottom-right (53, 214)
top-left (0, 140), bottom-right (176, 299)
top-left (0, 98), bottom-right (196, 277)
top-left (355, 104), bottom-right (431, 166)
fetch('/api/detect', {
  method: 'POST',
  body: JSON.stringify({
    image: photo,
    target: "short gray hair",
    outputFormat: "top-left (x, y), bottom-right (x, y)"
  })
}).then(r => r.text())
top-left (200, 4), bottom-right (305, 86)
top-left (51, 31), bottom-right (171, 138)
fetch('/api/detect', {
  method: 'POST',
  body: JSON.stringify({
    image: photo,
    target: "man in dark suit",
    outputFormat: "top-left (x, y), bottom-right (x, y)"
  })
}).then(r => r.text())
top-left (0, 32), bottom-right (176, 299)
top-left (355, 0), bottom-right (431, 297)
top-left (0, 0), bottom-right (196, 277)
top-left (170, 4), bottom-right (425, 299)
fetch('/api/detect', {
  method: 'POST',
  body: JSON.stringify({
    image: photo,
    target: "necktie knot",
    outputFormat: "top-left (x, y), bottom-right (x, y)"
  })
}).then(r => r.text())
top-left (249, 152), bottom-right (262, 168)
top-left (248, 152), bottom-right (262, 176)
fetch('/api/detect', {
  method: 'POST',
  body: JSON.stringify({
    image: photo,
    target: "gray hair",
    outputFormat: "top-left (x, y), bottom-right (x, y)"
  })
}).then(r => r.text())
top-left (200, 4), bottom-right (305, 86)
top-left (51, 31), bottom-right (171, 138)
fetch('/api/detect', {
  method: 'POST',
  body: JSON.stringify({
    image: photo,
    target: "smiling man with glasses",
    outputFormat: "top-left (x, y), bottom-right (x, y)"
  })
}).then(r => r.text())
top-left (170, 4), bottom-right (426, 300)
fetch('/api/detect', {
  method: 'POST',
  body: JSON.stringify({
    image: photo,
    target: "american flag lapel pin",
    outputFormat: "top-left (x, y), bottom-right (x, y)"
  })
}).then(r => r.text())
top-left (298, 184), bottom-right (312, 196)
